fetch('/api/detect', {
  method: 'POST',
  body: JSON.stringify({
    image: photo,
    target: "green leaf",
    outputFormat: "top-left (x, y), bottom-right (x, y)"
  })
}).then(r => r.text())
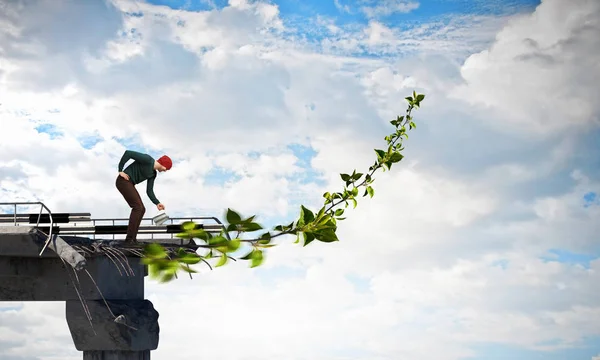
top-left (148, 262), bottom-right (160, 278)
top-left (334, 208), bottom-right (344, 217)
top-left (175, 232), bottom-right (191, 240)
top-left (320, 217), bottom-right (337, 229)
top-left (351, 187), bottom-right (359, 197)
top-left (317, 213), bottom-right (332, 226)
top-left (250, 250), bottom-right (264, 268)
top-left (215, 253), bottom-right (228, 267)
top-left (316, 206), bottom-right (325, 220)
top-left (180, 265), bottom-right (198, 273)
top-left (303, 232), bottom-right (316, 246)
top-left (159, 273), bottom-right (176, 283)
top-left (224, 239), bottom-right (241, 253)
top-left (240, 222), bottom-right (263, 232)
top-left (367, 186), bottom-right (374, 198)
top-left (389, 152), bottom-right (404, 163)
top-left (340, 173), bottom-right (351, 182)
top-left (352, 198), bottom-right (357, 208)
top-left (176, 229), bottom-right (210, 240)
top-left (257, 232), bottom-right (272, 244)
top-left (207, 236), bottom-right (229, 247)
top-left (256, 243), bottom-right (276, 248)
top-left (154, 261), bottom-right (179, 282)
top-left (178, 253), bottom-right (202, 265)
top-left (243, 215), bottom-right (256, 223)
top-left (374, 149), bottom-right (386, 160)
top-left (181, 221), bottom-right (196, 231)
top-left (240, 250), bottom-right (255, 260)
top-left (226, 208), bottom-right (242, 225)
top-left (416, 94), bottom-right (425, 102)
top-left (314, 228), bottom-right (339, 243)
top-left (144, 243), bottom-right (167, 259)
top-left (299, 205), bottom-right (315, 226)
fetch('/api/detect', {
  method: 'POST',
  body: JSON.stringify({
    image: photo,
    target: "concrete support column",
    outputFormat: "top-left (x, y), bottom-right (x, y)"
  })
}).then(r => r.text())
top-left (0, 228), bottom-right (160, 359)
top-left (83, 351), bottom-right (150, 360)
top-left (66, 299), bottom-right (159, 359)
top-left (64, 257), bottom-right (159, 360)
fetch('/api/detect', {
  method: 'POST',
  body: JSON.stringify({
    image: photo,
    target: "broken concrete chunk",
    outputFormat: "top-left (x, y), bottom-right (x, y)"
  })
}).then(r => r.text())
top-left (66, 299), bottom-right (160, 351)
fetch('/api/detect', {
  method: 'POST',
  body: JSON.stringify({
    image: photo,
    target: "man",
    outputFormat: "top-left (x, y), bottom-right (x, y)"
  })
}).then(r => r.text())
top-left (116, 150), bottom-right (172, 243)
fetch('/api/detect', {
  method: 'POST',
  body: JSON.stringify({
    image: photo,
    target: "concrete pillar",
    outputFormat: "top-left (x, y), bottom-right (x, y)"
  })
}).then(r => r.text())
top-left (83, 351), bottom-right (150, 360)
top-left (63, 262), bottom-right (159, 360)
top-left (0, 227), bottom-right (160, 359)
top-left (66, 299), bottom-right (159, 356)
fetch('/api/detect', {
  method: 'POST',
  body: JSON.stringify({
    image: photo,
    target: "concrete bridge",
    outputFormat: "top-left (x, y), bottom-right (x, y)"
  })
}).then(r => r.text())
top-left (0, 202), bottom-right (225, 360)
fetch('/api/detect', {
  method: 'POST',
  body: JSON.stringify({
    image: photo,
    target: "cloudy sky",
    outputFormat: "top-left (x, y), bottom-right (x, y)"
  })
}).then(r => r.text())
top-left (1, 0), bottom-right (599, 359)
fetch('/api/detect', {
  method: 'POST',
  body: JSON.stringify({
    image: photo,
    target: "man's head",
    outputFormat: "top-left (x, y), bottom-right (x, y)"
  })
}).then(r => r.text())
top-left (155, 155), bottom-right (172, 172)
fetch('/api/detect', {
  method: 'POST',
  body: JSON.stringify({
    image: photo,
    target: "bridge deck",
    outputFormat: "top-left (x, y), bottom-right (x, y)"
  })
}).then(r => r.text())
top-left (0, 202), bottom-right (229, 258)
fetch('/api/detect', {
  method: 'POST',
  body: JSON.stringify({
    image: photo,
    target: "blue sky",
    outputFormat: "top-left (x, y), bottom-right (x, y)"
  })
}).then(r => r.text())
top-left (467, 337), bottom-right (600, 360)
top-left (146, 0), bottom-right (541, 22)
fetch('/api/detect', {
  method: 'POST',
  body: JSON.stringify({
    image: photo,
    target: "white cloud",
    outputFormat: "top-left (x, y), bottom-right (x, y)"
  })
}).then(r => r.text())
top-left (0, 0), bottom-right (599, 359)
top-left (360, 0), bottom-right (420, 18)
top-left (334, 0), bottom-right (352, 14)
top-left (451, 0), bottom-right (600, 136)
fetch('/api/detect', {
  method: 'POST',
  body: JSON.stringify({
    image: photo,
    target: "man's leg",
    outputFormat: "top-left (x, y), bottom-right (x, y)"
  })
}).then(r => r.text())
top-left (115, 176), bottom-right (146, 243)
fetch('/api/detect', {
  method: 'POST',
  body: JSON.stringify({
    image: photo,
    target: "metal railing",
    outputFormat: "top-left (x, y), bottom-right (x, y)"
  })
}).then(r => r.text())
top-left (0, 213), bottom-right (91, 224)
top-left (0, 206), bottom-right (230, 245)
top-left (0, 202), bottom-right (54, 256)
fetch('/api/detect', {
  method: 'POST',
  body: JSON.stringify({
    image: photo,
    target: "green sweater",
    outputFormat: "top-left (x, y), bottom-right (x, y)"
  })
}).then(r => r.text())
top-left (118, 150), bottom-right (160, 205)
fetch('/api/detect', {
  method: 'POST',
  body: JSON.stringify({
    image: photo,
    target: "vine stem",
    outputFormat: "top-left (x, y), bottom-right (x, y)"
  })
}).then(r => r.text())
top-left (143, 94), bottom-right (422, 275)
top-left (222, 104), bottom-right (416, 246)
top-left (324, 105), bottom-right (415, 215)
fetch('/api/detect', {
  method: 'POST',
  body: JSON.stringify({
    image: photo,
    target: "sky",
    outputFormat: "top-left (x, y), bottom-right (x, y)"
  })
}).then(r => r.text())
top-left (0, 0), bottom-right (599, 359)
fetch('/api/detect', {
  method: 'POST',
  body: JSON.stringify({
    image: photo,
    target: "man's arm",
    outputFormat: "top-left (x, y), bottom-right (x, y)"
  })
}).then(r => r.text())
top-left (118, 150), bottom-right (153, 172)
top-left (146, 175), bottom-right (161, 205)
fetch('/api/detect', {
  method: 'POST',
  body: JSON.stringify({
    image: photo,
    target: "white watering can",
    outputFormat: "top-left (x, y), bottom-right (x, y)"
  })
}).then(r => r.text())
top-left (152, 211), bottom-right (170, 226)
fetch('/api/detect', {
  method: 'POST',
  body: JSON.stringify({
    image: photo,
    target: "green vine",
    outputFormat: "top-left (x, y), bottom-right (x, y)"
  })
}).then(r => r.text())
top-left (142, 91), bottom-right (426, 282)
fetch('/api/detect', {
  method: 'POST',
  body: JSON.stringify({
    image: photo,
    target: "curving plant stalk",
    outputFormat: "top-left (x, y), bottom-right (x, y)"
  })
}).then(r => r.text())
top-left (142, 91), bottom-right (426, 283)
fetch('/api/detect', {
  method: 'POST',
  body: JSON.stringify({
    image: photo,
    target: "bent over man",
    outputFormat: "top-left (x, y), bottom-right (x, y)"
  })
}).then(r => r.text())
top-left (116, 150), bottom-right (172, 243)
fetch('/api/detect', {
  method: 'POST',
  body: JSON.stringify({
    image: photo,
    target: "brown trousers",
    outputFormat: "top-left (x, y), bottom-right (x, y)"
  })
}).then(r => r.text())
top-left (116, 175), bottom-right (146, 242)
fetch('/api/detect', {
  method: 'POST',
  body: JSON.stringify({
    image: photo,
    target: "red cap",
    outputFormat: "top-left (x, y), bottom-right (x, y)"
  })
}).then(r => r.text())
top-left (157, 155), bottom-right (172, 170)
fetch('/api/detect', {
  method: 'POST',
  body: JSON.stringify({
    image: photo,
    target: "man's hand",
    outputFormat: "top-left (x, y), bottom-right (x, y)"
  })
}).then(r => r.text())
top-left (119, 172), bottom-right (130, 181)
top-left (157, 203), bottom-right (165, 211)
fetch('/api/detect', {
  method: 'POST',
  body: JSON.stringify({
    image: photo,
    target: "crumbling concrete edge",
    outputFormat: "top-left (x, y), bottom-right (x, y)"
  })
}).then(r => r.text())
top-left (32, 229), bottom-right (87, 270)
